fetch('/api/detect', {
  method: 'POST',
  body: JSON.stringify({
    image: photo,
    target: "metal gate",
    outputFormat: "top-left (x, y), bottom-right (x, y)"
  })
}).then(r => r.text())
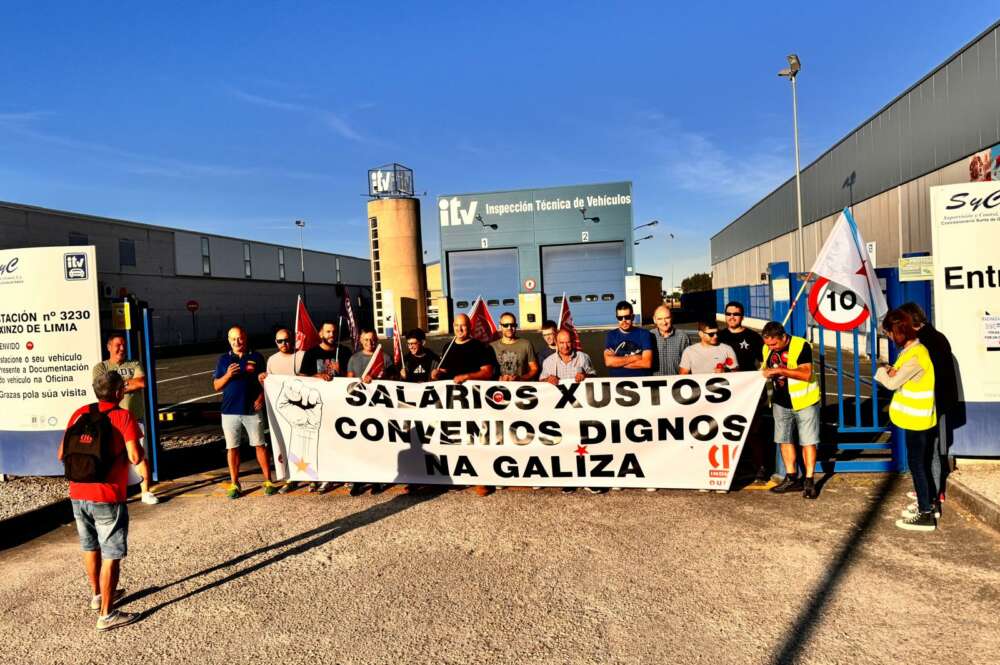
top-left (541, 241), bottom-right (625, 327)
top-left (447, 248), bottom-right (520, 319)
top-left (768, 262), bottom-right (931, 473)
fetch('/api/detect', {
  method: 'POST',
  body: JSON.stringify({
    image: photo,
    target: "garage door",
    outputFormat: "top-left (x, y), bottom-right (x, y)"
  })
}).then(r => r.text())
top-left (542, 242), bottom-right (625, 327)
top-left (448, 248), bottom-right (520, 319)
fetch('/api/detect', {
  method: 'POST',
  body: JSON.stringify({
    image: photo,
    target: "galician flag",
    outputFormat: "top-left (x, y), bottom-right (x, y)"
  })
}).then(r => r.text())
top-left (557, 292), bottom-right (582, 350)
top-left (807, 208), bottom-right (888, 321)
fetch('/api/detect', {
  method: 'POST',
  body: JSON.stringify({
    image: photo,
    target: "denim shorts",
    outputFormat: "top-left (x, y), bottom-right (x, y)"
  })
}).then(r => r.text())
top-left (221, 412), bottom-right (266, 450)
top-left (71, 500), bottom-right (129, 560)
top-left (772, 402), bottom-right (820, 447)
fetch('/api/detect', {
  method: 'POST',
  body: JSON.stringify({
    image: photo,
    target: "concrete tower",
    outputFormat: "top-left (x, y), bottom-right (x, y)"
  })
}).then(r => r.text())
top-left (366, 164), bottom-right (427, 335)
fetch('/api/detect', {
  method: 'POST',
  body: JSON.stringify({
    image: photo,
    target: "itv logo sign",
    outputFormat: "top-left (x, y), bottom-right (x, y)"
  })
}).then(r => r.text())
top-left (438, 197), bottom-right (479, 227)
top-left (64, 253), bottom-right (88, 280)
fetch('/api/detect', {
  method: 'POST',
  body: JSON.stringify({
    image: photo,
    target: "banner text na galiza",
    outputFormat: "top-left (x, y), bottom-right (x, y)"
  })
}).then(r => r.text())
top-left (264, 373), bottom-right (765, 490)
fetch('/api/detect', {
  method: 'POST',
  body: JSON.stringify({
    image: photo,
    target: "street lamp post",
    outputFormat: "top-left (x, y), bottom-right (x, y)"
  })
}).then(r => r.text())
top-left (779, 54), bottom-right (805, 274)
top-left (634, 219), bottom-right (659, 231)
top-left (667, 232), bottom-right (675, 299)
top-left (295, 219), bottom-right (306, 304)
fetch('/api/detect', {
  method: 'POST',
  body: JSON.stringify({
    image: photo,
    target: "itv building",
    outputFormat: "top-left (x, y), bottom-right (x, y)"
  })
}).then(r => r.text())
top-left (436, 182), bottom-right (638, 328)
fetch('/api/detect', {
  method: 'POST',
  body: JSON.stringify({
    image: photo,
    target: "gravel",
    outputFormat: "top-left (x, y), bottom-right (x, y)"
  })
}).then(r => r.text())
top-left (0, 476), bottom-right (67, 521)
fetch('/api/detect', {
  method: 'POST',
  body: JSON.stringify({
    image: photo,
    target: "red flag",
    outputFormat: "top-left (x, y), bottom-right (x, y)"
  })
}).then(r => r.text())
top-left (341, 286), bottom-right (360, 351)
top-left (557, 292), bottom-right (582, 350)
top-left (362, 348), bottom-right (385, 381)
top-left (392, 319), bottom-right (403, 368)
top-left (468, 296), bottom-right (498, 344)
top-left (295, 295), bottom-right (320, 352)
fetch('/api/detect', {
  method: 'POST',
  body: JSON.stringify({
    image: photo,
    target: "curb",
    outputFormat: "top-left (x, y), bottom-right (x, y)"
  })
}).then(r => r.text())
top-left (0, 497), bottom-right (73, 552)
top-left (948, 477), bottom-right (1000, 534)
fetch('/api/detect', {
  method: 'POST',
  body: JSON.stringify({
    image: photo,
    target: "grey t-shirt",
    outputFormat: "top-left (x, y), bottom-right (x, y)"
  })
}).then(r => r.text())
top-left (679, 343), bottom-right (739, 374)
top-left (490, 338), bottom-right (537, 378)
top-left (347, 350), bottom-right (393, 378)
top-left (93, 360), bottom-right (145, 421)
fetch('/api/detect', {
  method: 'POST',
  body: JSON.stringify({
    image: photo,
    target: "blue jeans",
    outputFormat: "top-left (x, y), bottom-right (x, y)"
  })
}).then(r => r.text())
top-left (71, 500), bottom-right (129, 559)
top-left (906, 427), bottom-right (937, 514)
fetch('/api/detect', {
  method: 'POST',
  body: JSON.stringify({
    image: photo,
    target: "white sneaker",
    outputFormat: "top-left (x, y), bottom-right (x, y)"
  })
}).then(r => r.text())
top-left (140, 491), bottom-right (159, 505)
top-left (645, 487), bottom-right (657, 492)
top-left (901, 502), bottom-right (941, 519)
top-left (96, 609), bottom-right (140, 631)
top-left (89, 588), bottom-right (125, 611)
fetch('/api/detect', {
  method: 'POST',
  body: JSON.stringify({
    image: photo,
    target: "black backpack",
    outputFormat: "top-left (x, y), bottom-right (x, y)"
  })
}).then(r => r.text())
top-left (62, 404), bottom-right (117, 483)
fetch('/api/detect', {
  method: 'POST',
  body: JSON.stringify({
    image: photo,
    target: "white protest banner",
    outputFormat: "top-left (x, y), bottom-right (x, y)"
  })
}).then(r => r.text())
top-left (0, 246), bottom-right (101, 475)
top-left (264, 373), bottom-right (765, 490)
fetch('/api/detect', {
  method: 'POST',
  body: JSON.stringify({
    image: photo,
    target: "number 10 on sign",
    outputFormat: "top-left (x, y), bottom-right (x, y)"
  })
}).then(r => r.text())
top-left (807, 277), bottom-right (870, 331)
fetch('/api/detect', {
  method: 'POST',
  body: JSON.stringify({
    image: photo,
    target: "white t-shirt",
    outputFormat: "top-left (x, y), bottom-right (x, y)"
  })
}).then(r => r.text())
top-left (679, 343), bottom-right (738, 374)
top-left (266, 352), bottom-right (297, 376)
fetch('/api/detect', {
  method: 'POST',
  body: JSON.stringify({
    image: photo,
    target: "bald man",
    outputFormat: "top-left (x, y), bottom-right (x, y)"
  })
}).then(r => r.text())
top-left (213, 325), bottom-right (276, 499)
top-left (431, 314), bottom-right (496, 384)
top-left (431, 314), bottom-right (496, 497)
top-left (651, 304), bottom-right (690, 376)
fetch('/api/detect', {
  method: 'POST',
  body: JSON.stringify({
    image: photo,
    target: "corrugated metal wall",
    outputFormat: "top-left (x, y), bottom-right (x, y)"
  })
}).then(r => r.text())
top-left (711, 22), bottom-right (1000, 267)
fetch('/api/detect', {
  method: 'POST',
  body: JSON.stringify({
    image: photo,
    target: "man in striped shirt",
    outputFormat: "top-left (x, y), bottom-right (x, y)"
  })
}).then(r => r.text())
top-left (540, 329), bottom-right (596, 383)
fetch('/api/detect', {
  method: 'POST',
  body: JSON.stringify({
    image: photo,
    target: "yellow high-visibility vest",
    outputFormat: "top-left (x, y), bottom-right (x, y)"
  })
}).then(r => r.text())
top-left (888, 342), bottom-right (937, 431)
top-left (761, 336), bottom-right (821, 411)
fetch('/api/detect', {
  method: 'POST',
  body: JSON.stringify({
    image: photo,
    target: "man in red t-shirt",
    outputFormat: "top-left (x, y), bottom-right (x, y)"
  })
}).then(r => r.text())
top-left (58, 370), bottom-right (144, 631)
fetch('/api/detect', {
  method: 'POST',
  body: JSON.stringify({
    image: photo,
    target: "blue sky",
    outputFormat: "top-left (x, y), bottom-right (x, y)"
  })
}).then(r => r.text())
top-left (2, 3), bottom-right (997, 287)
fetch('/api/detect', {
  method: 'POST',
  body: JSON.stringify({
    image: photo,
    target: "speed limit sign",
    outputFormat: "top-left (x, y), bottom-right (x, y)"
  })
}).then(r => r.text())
top-left (807, 277), bottom-right (870, 331)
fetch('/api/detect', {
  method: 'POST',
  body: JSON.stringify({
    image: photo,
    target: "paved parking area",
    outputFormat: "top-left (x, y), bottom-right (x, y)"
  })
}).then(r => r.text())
top-left (2, 468), bottom-right (998, 664)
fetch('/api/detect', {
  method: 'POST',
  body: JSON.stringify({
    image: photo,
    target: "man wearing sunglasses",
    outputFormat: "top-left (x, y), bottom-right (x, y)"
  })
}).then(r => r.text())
top-left (491, 312), bottom-right (538, 382)
top-left (679, 320), bottom-right (738, 374)
top-left (258, 329), bottom-right (303, 494)
top-left (604, 301), bottom-right (654, 378)
top-left (717, 302), bottom-right (768, 483)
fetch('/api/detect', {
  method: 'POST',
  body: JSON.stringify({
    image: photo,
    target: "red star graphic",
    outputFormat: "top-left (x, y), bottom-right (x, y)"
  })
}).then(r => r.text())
top-left (855, 263), bottom-right (867, 276)
top-left (575, 445), bottom-right (588, 456)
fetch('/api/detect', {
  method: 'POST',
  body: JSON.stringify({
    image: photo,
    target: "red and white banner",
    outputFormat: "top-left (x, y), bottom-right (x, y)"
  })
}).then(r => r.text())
top-left (467, 296), bottom-right (498, 344)
top-left (294, 295), bottom-right (320, 353)
top-left (557, 292), bottom-right (582, 350)
top-left (264, 372), bottom-right (765, 490)
top-left (361, 349), bottom-right (386, 381)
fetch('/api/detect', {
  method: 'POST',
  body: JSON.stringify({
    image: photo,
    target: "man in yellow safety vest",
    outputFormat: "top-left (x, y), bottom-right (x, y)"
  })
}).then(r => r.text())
top-left (760, 321), bottom-right (822, 499)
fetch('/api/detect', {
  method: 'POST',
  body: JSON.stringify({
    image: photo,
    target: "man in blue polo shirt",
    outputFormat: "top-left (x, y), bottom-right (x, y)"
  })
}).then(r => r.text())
top-left (603, 301), bottom-right (654, 378)
top-left (212, 325), bottom-right (276, 499)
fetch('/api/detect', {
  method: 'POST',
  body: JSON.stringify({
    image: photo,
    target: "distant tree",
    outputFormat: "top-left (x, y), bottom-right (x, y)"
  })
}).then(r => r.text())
top-left (681, 272), bottom-right (713, 293)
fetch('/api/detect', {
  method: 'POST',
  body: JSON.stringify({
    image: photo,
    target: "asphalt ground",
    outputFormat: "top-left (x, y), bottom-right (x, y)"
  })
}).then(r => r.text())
top-left (3, 465), bottom-right (999, 664)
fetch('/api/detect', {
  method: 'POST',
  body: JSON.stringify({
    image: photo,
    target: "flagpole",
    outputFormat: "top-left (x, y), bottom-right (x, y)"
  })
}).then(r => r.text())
top-left (557, 291), bottom-right (566, 329)
top-left (843, 207), bottom-right (883, 361)
top-left (781, 272), bottom-right (814, 328)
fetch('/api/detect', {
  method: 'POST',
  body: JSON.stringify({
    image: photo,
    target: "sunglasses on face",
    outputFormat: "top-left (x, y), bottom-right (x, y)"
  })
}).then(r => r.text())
top-left (702, 331), bottom-right (719, 337)
top-left (725, 312), bottom-right (742, 317)
top-left (616, 315), bottom-right (633, 321)
top-left (275, 338), bottom-right (291, 344)
top-left (500, 323), bottom-right (516, 329)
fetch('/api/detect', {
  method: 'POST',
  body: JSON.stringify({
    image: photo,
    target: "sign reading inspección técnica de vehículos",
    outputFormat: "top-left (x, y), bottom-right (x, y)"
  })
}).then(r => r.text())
top-left (0, 246), bottom-right (102, 475)
top-left (264, 373), bottom-right (765, 490)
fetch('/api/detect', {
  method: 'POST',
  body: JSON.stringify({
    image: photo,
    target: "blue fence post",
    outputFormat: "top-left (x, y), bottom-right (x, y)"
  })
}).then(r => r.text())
top-left (769, 261), bottom-right (791, 325)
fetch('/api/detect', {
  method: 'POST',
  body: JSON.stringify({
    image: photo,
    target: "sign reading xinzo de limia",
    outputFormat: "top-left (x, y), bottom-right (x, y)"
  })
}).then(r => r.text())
top-left (264, 373), bottom-right (765, 490)
top-left (0, 246), bottom-right (101, 475)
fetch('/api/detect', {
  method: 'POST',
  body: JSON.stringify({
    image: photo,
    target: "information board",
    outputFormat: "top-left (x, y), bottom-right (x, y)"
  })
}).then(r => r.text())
top-left (0, 246), bottom-right (102, 475)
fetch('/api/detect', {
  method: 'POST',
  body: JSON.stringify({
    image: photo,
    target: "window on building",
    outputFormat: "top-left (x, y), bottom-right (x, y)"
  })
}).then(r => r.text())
top-left (456, 300), bottom-right (469, 309)
top-left (243, 243), bottom-right (252, 278)
top-left (200, 237), bottom-right (211, 275)
top-left (569, 295), bottom-right (582, 303)
top-left (69, 232), bottom-right (88, 245)
top-left (601, 293), bottom-right (615, 301)
top-left (371, 239), bottom-right (379, 250)
top-left (585, 294), bottom-right (598, 302)
top-left (118, 239), bottom-right (136, 267)
top-left (487, 299), bottom-right (500, 307)
top-left (553, 296), bottom-right (563, 304)
top-left (370, 217), bottom-right (378, 229)
top-left (336, 257), bottom-right (341, 283)
top-left (502, 298), bottom-right (515, 306)
top-left (278, 248), bottom-right (286, 280)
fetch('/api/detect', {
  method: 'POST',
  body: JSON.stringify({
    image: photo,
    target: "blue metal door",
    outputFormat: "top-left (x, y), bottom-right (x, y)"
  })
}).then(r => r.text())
top-left (542, 242), bottom-right (625, 327)
top-left (447, 248), bottom-right (520, 319)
